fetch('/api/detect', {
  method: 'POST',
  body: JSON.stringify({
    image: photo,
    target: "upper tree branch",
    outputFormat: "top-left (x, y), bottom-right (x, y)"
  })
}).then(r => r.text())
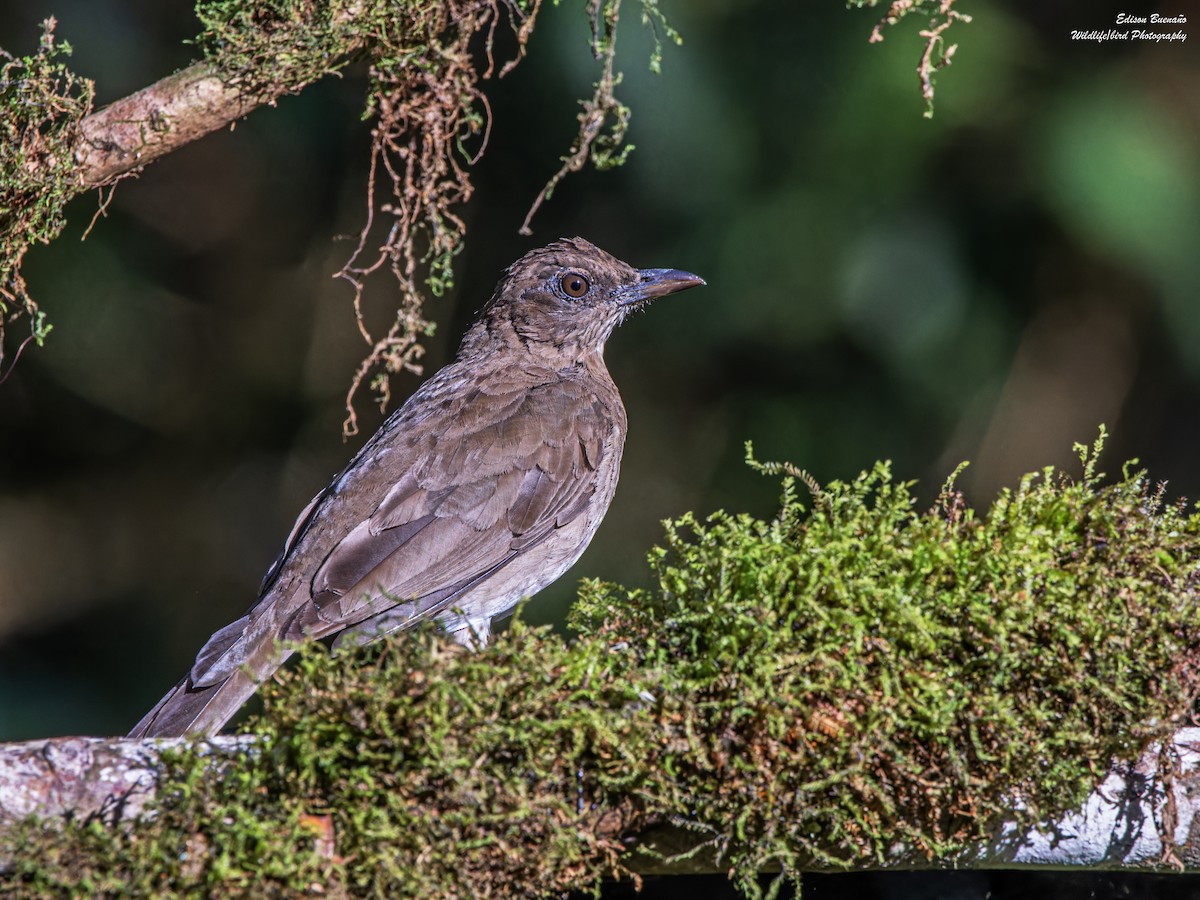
top-left (72, 62), bottom-right (283, 186)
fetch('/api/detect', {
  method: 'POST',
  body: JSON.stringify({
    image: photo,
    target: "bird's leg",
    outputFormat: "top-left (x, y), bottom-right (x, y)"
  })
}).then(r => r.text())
top-left (449, 616), bottom-right (491, 650)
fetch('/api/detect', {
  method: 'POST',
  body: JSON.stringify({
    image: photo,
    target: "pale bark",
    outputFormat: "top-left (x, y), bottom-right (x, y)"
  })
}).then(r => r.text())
top-left (0, 735), bottom-right (250, 831)
top-left (72, 63), bottom-right (264, 186)
top-left (66, 1), bottom-right (369, 187)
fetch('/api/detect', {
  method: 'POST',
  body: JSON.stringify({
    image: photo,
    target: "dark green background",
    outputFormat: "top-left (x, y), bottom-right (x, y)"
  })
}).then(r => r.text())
top-left (1, 0), bottom-right (1197, 761)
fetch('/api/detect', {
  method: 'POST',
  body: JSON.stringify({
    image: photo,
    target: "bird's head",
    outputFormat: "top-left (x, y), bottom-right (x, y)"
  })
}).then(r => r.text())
top-left (475, 237), bottom-right (705, 359)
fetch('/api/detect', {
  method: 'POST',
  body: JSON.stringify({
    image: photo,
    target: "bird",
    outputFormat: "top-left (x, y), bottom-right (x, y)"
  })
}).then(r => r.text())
top-left (129, 237), bottom-right (704, 738)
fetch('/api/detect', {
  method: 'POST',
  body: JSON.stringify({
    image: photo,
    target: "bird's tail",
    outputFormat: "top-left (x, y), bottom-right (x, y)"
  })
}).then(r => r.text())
top-left (129, 608), bottom-right (300, 738)
top-left (127, 668), bottom-right (263, 738)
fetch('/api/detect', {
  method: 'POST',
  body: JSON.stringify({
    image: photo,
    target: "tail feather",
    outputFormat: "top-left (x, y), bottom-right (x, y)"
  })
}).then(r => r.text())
top-left (132, 602), bottom-right (299, 738)
top-left (128, 669), bottom-right (262, 738)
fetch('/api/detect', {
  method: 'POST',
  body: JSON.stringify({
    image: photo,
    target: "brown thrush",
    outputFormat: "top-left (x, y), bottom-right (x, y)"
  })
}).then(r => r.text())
top-left (129, 237), bottom-right (704, 737)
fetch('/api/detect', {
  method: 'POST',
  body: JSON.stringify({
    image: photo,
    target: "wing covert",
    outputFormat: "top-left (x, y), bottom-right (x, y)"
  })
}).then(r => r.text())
top-left (305, 379), bottom-right (613, 630)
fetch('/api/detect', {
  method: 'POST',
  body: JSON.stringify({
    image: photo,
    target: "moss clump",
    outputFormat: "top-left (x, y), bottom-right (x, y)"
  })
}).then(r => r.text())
top-left (0, 18), bottom-right (93, 363)
top-left (5, 629), bottom-right (658, 897)
top-left (5, 432), bottom-right (1200, 897)
top-left (3, 739), bottom-right (327, 896)
top-left (575, 430), bottom-right (1200, 890)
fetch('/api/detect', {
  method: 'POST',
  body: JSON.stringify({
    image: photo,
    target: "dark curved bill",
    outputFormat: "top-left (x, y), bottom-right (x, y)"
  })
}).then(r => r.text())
top-left (620, 268), bottom-right (706, 307)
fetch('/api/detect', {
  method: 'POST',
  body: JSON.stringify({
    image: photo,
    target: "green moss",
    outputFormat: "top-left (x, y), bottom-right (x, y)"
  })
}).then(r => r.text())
top-left (575, 429), bottom-right (1200, 891)
top-left (0, 19), bottom-right (92, 359)
top-left (6, 431), bottom-right (1199, 897)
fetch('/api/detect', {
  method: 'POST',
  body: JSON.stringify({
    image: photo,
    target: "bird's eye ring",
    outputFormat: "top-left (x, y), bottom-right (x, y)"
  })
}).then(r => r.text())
top-left (560, 272), bottom-right (590, 298)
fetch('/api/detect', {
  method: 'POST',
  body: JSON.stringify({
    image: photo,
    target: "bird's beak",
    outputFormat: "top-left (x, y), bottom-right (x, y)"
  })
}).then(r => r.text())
top-left (619, 268), bottom-right (706, 307)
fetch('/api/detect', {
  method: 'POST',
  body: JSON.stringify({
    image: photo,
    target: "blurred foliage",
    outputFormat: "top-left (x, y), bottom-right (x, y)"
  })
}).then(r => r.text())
top-left (7, 437), bottom-right (1200, 896)
top-left (1037, 78), bottom-right (1200, 368)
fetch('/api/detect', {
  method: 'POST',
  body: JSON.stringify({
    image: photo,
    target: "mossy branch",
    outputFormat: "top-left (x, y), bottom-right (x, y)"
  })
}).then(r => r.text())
top-left (2, 2), bottom-right (527, 434)
top-left (4, 728), bottom-right (1200, 885)
top-left (3, 433), bottom-right (1200, 896)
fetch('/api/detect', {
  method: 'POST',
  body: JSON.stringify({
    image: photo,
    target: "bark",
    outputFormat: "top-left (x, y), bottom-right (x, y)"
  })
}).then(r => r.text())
top-left (2, 729), bottom-right (1198, 874)
top-left (0, 735), bottom-right (251, 833)
top-left (71, 63), bottom-right (266, 186)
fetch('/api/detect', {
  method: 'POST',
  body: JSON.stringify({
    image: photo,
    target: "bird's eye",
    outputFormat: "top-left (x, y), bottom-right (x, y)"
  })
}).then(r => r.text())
top-left (560, 272), bottom-right (590, 298)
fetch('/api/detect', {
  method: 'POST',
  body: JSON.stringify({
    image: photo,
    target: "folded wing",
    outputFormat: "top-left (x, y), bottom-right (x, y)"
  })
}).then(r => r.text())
top-left (190, 374), bottom-right (611, 687)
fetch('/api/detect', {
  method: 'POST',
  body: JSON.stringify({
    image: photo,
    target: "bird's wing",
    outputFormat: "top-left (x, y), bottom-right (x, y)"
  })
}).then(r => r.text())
top-left (311, 378), bottom-right (609, 625)
top-left (191, 375), bottom-right (611, 687)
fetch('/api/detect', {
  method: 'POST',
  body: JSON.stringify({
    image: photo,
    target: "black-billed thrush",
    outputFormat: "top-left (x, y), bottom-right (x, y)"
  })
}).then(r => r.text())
top-left (129, 237), bottom-right (704, 738)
